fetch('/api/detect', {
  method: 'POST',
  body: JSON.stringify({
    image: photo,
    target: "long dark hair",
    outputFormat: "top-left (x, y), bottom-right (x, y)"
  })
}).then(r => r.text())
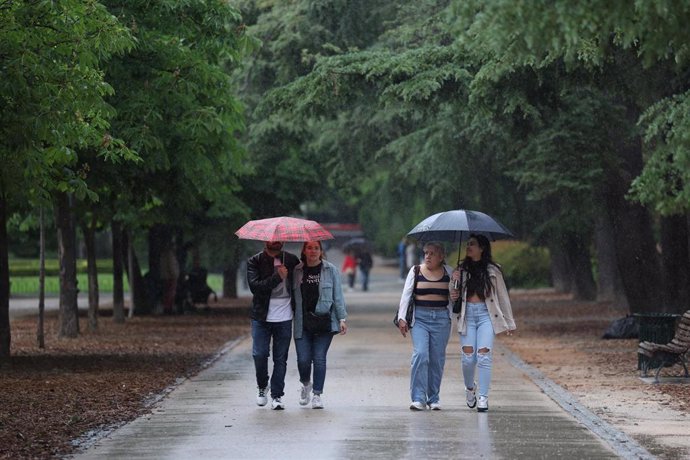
top-left (460, 234), bottom-right (498, 298)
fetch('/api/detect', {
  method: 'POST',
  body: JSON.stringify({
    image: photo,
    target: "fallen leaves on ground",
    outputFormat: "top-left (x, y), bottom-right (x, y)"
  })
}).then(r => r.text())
top-left (1, 298), bottom-right (250, 459)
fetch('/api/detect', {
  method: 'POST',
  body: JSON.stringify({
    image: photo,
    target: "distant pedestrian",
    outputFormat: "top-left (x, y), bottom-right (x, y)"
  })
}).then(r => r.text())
top-left (247, 241), bottom-right (300, 410)
top-left (292, 241), bottom-right (348, 409)
top-left (406, 241), bottom-right (418, 270)
top-left (450, 234), bottom-right (516, 412)
top-left (397, 241), bottom-right (453, 410)
top-left (341, 251), bottom-right (357, 291)
top-left (358, 250), bottom-right (373, 292)
top-left (397, 238), bottom-right (408, 280)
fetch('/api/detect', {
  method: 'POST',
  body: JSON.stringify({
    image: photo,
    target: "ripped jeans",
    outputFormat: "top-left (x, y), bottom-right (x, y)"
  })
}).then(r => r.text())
top-left (460, 302), bottom-right (494, 398)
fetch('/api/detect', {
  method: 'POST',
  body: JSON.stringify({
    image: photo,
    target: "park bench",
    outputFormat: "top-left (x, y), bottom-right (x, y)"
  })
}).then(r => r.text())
top-left (637, 310), bottom-right (690, 383)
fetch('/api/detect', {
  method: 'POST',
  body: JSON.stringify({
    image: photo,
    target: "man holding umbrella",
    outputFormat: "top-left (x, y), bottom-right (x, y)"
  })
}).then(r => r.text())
top-left (237, 216), bottom-right (334, 410)
top-left (247, 241), bottom-right (300, 410)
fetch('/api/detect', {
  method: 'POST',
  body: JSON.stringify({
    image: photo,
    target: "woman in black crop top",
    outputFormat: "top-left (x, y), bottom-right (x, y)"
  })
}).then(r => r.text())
top-left (397, 241), bottom-right (453, 411)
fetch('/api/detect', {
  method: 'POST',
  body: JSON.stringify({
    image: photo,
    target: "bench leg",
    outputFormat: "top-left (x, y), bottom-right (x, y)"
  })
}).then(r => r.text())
top-left (654, 365), bottom-right (662, 383)
top-left (640, 359), bottom-right (649, 377)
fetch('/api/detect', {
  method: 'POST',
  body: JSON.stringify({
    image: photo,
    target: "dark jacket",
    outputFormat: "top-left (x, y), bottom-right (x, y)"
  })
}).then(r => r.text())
top-left (247, 250), bottom-right (300, 321)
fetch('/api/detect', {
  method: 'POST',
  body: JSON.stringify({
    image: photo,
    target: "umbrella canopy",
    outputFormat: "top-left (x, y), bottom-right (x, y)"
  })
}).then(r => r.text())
top-left (342, 237), bottom-right (372, 253)
top-left (406, 209), bottom-right (514, 243)
top-left (235, 216), bottom-right (334, 242)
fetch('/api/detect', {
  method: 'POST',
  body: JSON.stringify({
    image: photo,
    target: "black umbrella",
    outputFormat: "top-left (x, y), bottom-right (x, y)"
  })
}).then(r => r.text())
top-left (342, 237), bottom-right (372, 254)
top-left (406, 209), bottom-right (514, 264)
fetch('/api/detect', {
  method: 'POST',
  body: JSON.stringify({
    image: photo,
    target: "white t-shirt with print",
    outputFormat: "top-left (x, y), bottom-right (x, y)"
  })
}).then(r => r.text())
top-left (266, 256), bottom-right (293, 322)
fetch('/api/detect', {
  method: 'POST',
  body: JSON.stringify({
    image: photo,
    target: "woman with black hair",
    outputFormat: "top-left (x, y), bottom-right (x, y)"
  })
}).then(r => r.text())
top-left (450, 234), bottom-right (516, 412)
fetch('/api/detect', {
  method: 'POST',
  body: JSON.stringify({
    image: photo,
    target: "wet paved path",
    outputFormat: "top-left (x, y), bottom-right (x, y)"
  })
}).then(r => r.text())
top-left (70, 268), bottom-right (651, 459)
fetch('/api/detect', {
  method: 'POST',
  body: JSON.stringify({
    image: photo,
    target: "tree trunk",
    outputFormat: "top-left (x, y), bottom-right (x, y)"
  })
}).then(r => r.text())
top-left (37, 208), bottom-right (46, 349)
top-left (594, 214), bottom-right (628, 308)
top-left (223, 241), bottom-right (242, 298)
top-left (223, 266), bottom-right (238, 298)
top-left (547, 239), bottom-right (572, 293)
top-left (659, 215), bottom-right (690, 314)
top-left (55, 192), bottom-right (79, 338)
top-left (147, 225), bottom-right (168, 311)
top-left (602, 122), bottom-right (662, 314)
top-left (82, 213), bottom-right (99, 331)
top-left (128, 236), bottom-right (135, 319)
top-left (124, 229), bottom-right (151, 315)
top-left (0, 192), bottom-right (11, 359)
top-left (111, 220), bottom-right (125, 323)
top-left (563, 231), bottom-right (597, 301)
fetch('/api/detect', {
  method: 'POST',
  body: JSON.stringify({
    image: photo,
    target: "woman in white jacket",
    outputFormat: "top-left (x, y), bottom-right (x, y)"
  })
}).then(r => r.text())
top-left (397, 242), bottom-right (454, 411)
top-left (450, 234), bottom-right (516, 412)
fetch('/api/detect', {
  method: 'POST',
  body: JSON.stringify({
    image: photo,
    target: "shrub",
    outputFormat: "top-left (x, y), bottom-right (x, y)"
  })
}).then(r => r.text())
top-left (448, 240), bottom-right (551, 289)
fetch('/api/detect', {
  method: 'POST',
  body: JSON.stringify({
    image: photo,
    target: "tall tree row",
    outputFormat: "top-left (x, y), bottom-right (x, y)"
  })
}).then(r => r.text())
top-left (251, 0), bottom-right (690, 313)
top-left (1, 1), bottom-right (133, 355)
top-left (1, 0), bottom-right (252, 357)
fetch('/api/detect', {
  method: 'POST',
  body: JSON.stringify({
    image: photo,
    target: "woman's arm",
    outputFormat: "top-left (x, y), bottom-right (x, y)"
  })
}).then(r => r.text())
top-left (330, 264), bottom-right (348, 334)
top-left (397, 266), bottom-right (416, 337)
top-left (494, 270), bottom-right (516, 332)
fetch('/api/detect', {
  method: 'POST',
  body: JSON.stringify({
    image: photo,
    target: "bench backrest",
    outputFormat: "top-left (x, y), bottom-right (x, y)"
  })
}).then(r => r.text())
top-left (672, 311), bottom-right (690, 350)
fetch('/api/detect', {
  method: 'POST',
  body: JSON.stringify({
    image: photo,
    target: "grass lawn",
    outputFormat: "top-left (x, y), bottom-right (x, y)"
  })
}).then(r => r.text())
top-left (10, 273), bottom-right (224, 296)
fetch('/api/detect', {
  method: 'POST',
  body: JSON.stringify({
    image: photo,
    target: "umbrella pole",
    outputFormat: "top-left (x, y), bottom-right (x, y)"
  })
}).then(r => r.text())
top-left (456, 241), bottom-right (462, 267)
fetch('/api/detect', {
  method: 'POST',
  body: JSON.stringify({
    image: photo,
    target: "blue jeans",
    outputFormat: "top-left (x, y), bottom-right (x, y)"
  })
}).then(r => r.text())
top-left (410, 307), bottom-right (451, 404)
top-left (360, 268), bottom-right (370, 291)
top-left (460, 302), bottom-right (495, 398)
top-left (295, 331), bottom-right (334, 394)
top-left (252, 319), bottom-right (292, 399)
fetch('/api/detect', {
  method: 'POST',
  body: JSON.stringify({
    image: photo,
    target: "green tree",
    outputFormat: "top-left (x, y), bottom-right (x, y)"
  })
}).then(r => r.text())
top-left (0, 0), bottom-right (133, 355)
top-left (233, 0), bottom-right (396, 219)
top-left (452, 0), bottom-right (689, 312)
top-left (259, 1), bottom-right (530, 255)
top-left (98, 0), bottom-right (251, 309)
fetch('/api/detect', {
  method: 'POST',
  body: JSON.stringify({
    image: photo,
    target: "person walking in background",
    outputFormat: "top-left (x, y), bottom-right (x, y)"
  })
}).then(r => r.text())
top-left (292, 241), bottom-right (348, 409)
top-left (247, 241), bottom-right (300, 410)
top-left (397, 237), bottom-right (408, 281)
top-left (341, 250), bottom-right (357, 291)
top-left (450, 234), bottom-right (516, 412)
top-left (358, 250), bottom-right (373, 292)
top-left (406, 241), bottom-right (418, 272)
top-left (397, 242), bottom-right (453, 411)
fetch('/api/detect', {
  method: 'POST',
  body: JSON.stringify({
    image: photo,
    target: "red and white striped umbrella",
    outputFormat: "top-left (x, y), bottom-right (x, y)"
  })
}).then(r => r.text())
top-left (235, 216), bottom-right (334, 242)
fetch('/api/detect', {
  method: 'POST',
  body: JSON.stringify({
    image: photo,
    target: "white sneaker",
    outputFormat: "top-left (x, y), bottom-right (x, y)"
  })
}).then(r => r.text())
top-left (466, 384), bottom-right (477, 409)
top-left (409, 401), bottom-right (426, 411)
top-left (312, 394), bottom-right (324, 409)
top-left (428, 402), bottom-right (441, 411)
top-left (299, 382), bottom-right (312, 406)
top-left (477, 395), bottom-right (488, 412)
top-left (271, 397), bottom-right (285, 410)
top-left (256, 387), bottom-right (268, 406)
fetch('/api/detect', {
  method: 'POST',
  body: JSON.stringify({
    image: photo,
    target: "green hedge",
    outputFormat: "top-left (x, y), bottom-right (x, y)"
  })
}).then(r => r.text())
top-left (448, 240), bottom-right (551, 289)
